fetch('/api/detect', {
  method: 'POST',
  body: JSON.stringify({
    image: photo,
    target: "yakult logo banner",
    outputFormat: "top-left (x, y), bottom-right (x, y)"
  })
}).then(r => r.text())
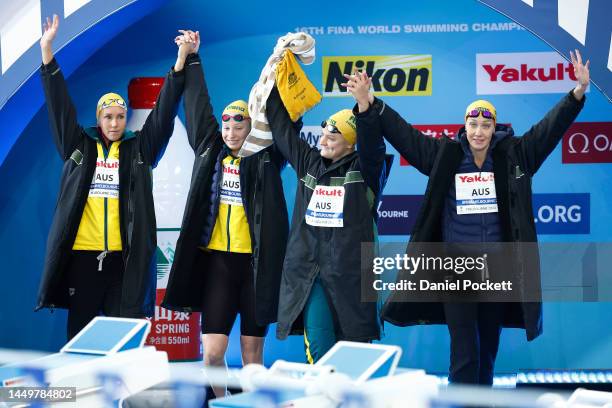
top-left (476, 52), bottom-right (589, 95)
top-left (533, 193), bottom-right (590, 234)
top-left (376, 195), bottom-right (424, 235)
top-left (562, 122), bottom-right (612, 164)
top-left (477, 0), bottom-right (611, 101)
top-left (323, 55), bottom-right (432, 97)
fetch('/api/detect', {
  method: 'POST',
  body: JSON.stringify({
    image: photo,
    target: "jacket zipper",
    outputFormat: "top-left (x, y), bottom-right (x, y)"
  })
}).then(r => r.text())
top-left (97, 141), bottom-right (111, 271)
top-left (480, 171), bottom-right (487, 242)
top-left (226, 205), bottom-right (232, 251)
top-left (226, 157), bottom-right (236, 252)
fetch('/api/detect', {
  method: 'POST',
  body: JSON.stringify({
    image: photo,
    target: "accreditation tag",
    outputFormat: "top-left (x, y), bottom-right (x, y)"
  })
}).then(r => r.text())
top-left (305, 185), bottom-right (345, 227)
top-left (220, 163), bottom-right (243, 206)
top-left (455, 172), bottom-right (498, 215)
top-left (89, 158), bottom-right (119, 199)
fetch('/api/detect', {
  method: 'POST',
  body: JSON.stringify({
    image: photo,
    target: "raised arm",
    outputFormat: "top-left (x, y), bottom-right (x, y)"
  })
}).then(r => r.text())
top-left (176, 31), bottom-right (222, 155)
top-left (266, 86), bottom-right (320, 177)
top-left (40, 15), bottom-right (83, 160)
top-left (344, 71), bottom-right (389, 195)
top-left (517, 49), bottom-right (588, 175)
top-left (267, 117), bottom-right (303, 171)
top-left (345, 70), bottom-right (439, 176)
top-left (137, 31), bottom-right (191, 166)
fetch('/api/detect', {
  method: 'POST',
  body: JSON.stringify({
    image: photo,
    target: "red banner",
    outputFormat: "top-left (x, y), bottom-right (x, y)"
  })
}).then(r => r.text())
top-left (146, 289), bottom-right (202, 361)
top-left (399, 124), bottom-right (461, 166)
top-left (562, 122), bottom-right (612, 164)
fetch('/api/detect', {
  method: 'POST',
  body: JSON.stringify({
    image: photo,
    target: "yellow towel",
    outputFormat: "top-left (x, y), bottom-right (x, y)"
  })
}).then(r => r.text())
top-left (276, 50), bottom-right (321, 123)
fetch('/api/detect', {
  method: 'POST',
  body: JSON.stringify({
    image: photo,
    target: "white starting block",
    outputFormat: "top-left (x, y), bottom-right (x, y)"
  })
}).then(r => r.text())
top-left (209, 341), bottom-right (437, 408)
top-left (315, 341), bottom-right (402, 383)
top-left (0, 317), bottom-right (169, 407)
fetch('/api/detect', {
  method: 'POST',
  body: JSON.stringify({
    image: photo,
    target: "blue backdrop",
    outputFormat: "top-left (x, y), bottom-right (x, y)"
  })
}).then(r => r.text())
top-left (0, 0), bottom-right (610, 375)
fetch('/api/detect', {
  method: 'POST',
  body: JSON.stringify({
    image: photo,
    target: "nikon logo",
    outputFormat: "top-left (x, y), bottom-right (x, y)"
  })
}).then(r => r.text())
top-left (323, 55), bottom-right (432, 97)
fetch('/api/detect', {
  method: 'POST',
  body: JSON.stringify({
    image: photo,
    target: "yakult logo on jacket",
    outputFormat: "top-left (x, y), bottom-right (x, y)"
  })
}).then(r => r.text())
top-left (458, 173), bottom-right (494, 183)
top-left (223, 165), bottom-right (240, 175)
top-left (96, 160), bottom-right (119, 169)
top-left (562, 122), bottom-right (612, 164)
top-left (314, 187), bottom-right (343, 197)
top-left (476, 52), bottom-right (589, 95)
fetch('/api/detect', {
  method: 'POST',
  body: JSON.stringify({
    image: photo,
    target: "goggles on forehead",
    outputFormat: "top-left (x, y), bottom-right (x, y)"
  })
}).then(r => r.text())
top-left (321, 120), bottom-right (342, 134)
top-left (222, 114), bottom-right (247, 122)
top-left (466, 107), bottom-right (494, 120)
top-left (100, 98), bottom-right (127, 110)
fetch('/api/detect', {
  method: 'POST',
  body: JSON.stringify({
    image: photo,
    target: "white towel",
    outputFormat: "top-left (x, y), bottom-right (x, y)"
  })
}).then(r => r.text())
top-left (238, 32), bottom-right (316, 157)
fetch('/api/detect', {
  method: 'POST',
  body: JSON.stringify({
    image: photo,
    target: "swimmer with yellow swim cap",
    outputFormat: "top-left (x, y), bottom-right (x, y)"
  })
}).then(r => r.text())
top-left (163, 30), bottom-right (291, 399)
top-left (37, 14), bottom-right (191, 340)
top-left (264, 68), bottom-right (393, 364)
top-left (353, 51), bottom-right (590, 387)
top-left (95, 92), bottom-right (128, 143)
top-left (220, 99), bottom-right (251, 154)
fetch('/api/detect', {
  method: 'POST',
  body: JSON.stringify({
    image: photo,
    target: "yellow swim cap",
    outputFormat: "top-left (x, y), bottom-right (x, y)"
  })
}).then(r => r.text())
top-left (465, 100), bottom-right (497, 123)
top-left (96, 93), bottom-right (127, 119)
top-left (325, 109), bottom-right (357, 145)
top-left (222, 100), bottom-right (250, 120)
